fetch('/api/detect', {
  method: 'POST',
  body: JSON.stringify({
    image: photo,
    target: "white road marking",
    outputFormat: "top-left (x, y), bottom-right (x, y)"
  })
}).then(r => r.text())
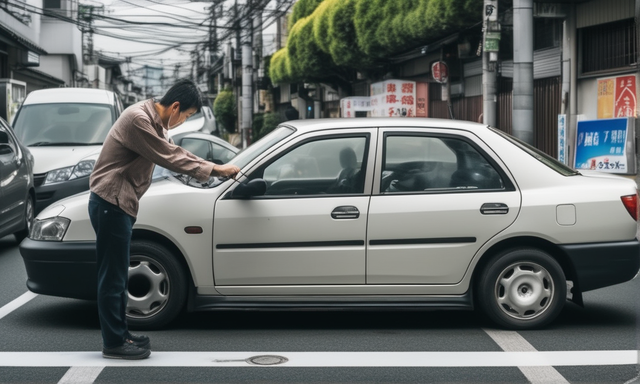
top-left (0, 350), bottom-right (635, 367)
top-left (484, 329), bottom-right (570, 384)
top-left (0, 291), bottom-right (37, 320)
top-left (57, 366), bottom-right (104, 384)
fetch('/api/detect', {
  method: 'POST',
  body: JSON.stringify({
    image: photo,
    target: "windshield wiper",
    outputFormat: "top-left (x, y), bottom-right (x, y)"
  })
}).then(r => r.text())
top-left (29, 142), bottom-right (94, 147)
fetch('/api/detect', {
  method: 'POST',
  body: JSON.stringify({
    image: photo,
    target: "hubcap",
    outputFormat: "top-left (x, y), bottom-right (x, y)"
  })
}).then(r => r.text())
top-left (126, 256), bottom-right (170, 319)
top-left (494, 262), bottom-right (554, 320)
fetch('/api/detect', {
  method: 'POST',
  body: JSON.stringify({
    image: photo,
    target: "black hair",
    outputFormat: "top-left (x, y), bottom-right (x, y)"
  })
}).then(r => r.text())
top-left (159, 79), bottom-right (203, 112)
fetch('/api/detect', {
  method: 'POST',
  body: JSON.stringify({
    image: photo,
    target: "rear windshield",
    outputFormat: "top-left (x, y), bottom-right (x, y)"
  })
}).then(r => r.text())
top-left (13, 103), bottom-right (115, 146)
top-left (490, 127), bottom-right (579, 176)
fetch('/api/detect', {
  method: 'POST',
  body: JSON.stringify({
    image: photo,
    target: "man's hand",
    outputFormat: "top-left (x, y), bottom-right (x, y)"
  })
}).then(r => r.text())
top-left (211, 163), bottom-right (241, 178)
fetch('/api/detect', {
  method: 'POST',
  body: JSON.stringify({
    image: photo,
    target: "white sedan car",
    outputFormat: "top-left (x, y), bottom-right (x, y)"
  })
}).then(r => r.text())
top-left (20, 118), bottom-right (640, 330)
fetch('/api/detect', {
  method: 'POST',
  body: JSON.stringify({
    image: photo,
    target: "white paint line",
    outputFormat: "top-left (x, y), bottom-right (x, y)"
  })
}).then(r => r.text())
top-left (0, 291), bottom-right (37, 320)
top-left (57, 366), bottom-right (104, 384)
top-left (0, 351), bottom-right (635, 367)
top-left (484, 328), bottom-right (570, 384)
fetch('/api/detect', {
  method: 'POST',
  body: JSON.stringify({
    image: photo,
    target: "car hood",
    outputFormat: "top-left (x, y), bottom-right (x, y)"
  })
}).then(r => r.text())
top-left (29, 146), bottom-right (102, 174)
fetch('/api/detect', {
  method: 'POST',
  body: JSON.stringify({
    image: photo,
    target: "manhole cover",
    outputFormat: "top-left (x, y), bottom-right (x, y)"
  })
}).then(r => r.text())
top-left (246, 355), bottom-right (289, 366)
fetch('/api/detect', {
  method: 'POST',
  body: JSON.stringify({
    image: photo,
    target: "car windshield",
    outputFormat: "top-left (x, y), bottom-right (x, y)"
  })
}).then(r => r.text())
top-left (152, 126), bottom-right (294, 188)
top-left (12, 103), bottom-right (115, 146)
top-left (490, 127), bottom-right (579, 176)
top-left (227, 125), bottom-right (295, 168)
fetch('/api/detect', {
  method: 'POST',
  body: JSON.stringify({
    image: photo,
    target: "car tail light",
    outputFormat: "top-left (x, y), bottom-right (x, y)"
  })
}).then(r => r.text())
top-left (621, 193), bottom-right (639, 221)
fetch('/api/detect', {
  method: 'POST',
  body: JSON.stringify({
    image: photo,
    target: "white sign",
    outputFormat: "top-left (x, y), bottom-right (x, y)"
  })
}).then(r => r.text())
top-left (370, 80), bottom-right (416, 117)
top-left (558, 114), bottom-right (566, 164)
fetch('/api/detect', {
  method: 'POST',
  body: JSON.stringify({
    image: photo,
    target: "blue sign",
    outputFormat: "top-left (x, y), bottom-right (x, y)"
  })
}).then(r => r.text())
top-left (574, 118), bottom-right (633, 173)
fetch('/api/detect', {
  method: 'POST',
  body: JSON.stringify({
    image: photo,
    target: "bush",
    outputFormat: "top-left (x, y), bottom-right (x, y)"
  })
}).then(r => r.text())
top-left (261, 112), bottom-right (281, 139)
top-left (213, 88), bottom-right (237, 134)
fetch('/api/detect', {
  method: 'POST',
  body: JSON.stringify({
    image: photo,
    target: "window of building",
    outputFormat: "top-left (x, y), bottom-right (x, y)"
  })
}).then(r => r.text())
top-left (534, 18), bottom-right (561, 50)
top-left (43, 0), bottom-right (61, 8)
top-left (581, 18), bottom-right (638, 74)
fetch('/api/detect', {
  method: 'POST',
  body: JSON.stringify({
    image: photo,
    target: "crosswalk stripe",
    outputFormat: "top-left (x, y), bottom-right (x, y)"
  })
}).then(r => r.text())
top-left (484, 328), bottom-right (570, 384)
top-left (0, 291), bottom-right (37, 320)
top-left (57, 366), bottom-right (104, 384)
top-left (0, 350), bottom-right (635, 367)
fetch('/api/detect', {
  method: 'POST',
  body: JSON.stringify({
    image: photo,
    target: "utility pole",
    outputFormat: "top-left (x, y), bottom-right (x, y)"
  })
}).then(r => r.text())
top-left (513, 0), bottom-right (534, 145)
top-left (482, 0), bottom-right (499, 127)
top-left (241, 0), bottom-right (254, 149)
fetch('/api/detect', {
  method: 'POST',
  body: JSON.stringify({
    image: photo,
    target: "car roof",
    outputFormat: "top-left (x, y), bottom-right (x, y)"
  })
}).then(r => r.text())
top-left (281, 117), bottom-right (489, 134)
top-left (23, 88), bottom-right (117, 105)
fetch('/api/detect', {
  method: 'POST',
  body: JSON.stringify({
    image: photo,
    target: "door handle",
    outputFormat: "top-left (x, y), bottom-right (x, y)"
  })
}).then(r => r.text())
top-left (331, 206), bottom-right (360, 219)
top-left (480, 203), bottom-right (509, 215)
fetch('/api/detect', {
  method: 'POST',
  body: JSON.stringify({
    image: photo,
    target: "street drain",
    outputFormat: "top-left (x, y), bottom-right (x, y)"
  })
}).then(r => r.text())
top-left (246, 355), bottom-right (289, 366)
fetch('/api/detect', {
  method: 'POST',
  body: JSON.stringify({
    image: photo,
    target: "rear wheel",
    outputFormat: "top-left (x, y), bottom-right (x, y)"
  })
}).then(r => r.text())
top-left (477, 248), bottom-right (566, 329)
top-left (126, 240), bottom-right (188, 330)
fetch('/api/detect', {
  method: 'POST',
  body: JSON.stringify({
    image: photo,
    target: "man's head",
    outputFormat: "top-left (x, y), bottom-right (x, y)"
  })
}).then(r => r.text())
top-left (159, 79), bottom-right (203, 112)
top-left (158, 79), bottom-right (204, 130)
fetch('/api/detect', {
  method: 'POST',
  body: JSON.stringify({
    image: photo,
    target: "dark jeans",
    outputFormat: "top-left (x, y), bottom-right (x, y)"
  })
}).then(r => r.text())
top-left (88, 192), bottom-right (136, 349)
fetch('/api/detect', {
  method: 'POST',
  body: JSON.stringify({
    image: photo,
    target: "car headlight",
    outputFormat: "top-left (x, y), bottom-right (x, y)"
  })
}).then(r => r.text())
top-left (29, 217), bottom-right (71, 241)
top-left (44, 160), bottom-right (95, 185)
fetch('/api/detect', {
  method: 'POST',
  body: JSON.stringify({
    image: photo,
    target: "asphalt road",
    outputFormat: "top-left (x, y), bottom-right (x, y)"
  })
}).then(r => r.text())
top-left (0, 234), bottom-right (638, 384)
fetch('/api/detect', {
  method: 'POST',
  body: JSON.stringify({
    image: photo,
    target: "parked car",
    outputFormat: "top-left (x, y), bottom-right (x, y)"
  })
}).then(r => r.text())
top-left (0, 117), bottom-right (34, 241)
top-left (20, 118), bottom-right (639, 330)
top-left (168, 105), bottom-right (218, 137)
top-left (170, 131), bottom-right (238, 164)
top-left (11, 88), bottom-right (123, 214)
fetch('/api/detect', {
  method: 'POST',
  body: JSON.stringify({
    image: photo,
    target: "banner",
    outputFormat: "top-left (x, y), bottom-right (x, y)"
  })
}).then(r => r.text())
top-left (597, 75), bottom-right (636, 119)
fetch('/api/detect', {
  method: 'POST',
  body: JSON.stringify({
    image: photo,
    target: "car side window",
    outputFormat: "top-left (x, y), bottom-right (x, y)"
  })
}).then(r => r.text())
top-left (262, 136), bottom-right (368, 196)
top-left (381, 135), bottom-right (504, 193)
top-left (0, 123), bottom-right (17, 155)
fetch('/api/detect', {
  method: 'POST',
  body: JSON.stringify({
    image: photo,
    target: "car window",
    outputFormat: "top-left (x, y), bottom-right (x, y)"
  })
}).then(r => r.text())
top-left (261, 136), bottom-right (368, 196)
top-left (382, 134), bottom-right (504, 193)
top-left (12, 103), bottom-right (115, 146)
top-left (0, 123), bottom-right (17, 155)
top-left (490, 127), bottom-right (579, 176)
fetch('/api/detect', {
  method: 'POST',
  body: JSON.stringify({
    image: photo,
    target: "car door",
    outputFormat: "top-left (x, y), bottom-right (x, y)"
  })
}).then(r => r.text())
top-left (366, 128), bottom-right (521, 285)
top-left (0, 121), bottom-right (26, 229)
top-left (213, 129), bottom-right (376, 291)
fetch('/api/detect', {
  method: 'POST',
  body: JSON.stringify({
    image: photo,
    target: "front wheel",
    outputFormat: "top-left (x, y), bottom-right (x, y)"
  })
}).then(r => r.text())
top-left (126, 240), bottom-right (188, 330)
top-left (476, 248), bottom-right (566, 329)
top-left (14, 196), bottom-right (34, 242)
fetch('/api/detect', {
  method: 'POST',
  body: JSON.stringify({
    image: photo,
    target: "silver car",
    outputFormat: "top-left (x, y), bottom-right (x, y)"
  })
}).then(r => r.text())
top-left (20, 118), bottom-right (640, 330)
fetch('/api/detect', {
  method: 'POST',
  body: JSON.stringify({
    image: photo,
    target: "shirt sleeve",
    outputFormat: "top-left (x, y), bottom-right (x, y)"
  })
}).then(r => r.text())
top-left (120, 115), bottom-right (215, 182)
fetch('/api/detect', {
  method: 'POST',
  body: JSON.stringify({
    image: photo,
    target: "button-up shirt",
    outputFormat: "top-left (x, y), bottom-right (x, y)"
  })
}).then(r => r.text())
top-left (90, 99), bottom-right (214, 218)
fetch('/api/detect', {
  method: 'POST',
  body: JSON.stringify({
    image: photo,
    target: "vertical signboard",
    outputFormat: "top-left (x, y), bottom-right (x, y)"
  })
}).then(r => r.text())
top-left (370, 80), bottom-right (416, 117)
top-left (573, 117), bottom-right (636, 174)
top-left (598, 75), bottom-right (637, 119)
top-left (557, 114), bottom-right (566, 164)
top-left (416, 82), bottom-right (428, 117)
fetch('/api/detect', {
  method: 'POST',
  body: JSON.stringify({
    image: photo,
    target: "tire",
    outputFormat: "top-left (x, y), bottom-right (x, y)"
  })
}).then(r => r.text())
top-left (126, 240), bottom-right (188, 330)
top-left (14, 196), bottom-right (34, 243)
top-left (476, 248), bottom-right (566, 330)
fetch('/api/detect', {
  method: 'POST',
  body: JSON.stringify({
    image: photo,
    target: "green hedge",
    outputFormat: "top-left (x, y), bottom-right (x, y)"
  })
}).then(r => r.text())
top-left (270, 0), bottom-right (482, 85)
top-left (213, 88), bottom-right (237, 134)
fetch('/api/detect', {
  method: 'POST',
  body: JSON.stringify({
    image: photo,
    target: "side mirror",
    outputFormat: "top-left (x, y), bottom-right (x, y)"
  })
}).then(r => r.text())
top-left (232, 178), bottom-right (267, 198)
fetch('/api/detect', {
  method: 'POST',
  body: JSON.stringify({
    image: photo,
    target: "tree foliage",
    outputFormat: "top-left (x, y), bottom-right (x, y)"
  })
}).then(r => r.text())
top-left (271, 0), bottom-right (482, 85)
top-left (213, 87), bottom-right (237, 134)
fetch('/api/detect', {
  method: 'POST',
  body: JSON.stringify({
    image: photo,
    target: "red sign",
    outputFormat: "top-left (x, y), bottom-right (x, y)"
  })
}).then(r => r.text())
top-left (614, 75), bottom-right (637, 118)
top-left (432, 61), bottom-right (448, 83)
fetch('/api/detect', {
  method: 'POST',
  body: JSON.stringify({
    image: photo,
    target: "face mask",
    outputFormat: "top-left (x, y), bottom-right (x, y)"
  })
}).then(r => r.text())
top-left (167, 108), bottom-right (183, 130)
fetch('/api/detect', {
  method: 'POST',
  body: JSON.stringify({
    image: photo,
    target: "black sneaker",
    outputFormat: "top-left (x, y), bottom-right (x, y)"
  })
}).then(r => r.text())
top-left (103, 342), bottom-right (151, 360)
top-left (126, 332), bottom-right (150, 349)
